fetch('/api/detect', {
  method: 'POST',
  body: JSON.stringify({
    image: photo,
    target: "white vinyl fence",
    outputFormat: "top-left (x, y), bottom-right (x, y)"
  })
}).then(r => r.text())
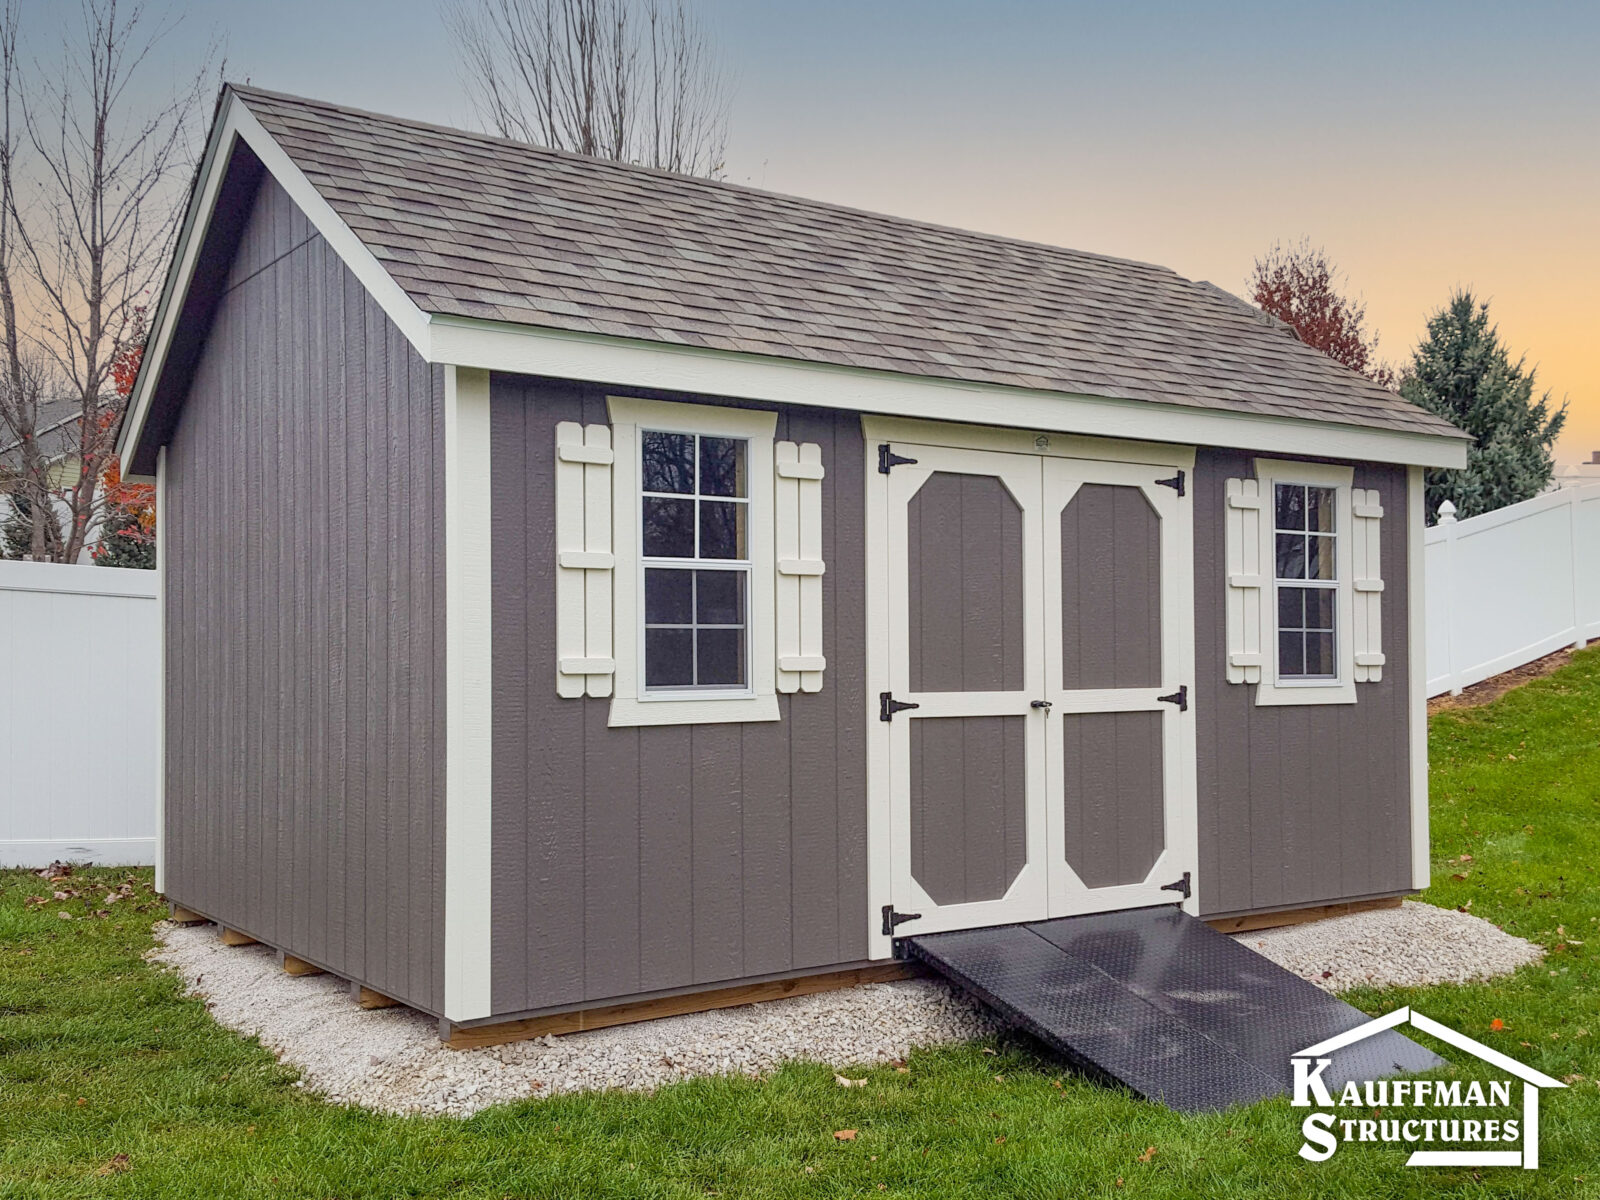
top-left (0, 559), bottom-right (159, 867)
top-left (1426, 483), bottom-right (1600, 697)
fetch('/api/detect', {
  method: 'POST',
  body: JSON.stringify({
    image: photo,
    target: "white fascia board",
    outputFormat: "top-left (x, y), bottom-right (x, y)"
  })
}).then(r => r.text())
top-left (430, 316), bottom-right (1470, 470)
top-left (117, 90), bottom-right (432, 481)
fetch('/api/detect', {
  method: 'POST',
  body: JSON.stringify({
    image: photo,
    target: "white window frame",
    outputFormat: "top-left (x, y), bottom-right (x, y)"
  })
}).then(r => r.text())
top-left (1253, 458), bottom-right (1357, 706)
top-left (606, 395), bottom-right (779, 726)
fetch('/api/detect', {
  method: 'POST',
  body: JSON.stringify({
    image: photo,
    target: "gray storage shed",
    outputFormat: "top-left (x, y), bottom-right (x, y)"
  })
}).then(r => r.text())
top-left (119, 86), bottom-right (1469, 1039)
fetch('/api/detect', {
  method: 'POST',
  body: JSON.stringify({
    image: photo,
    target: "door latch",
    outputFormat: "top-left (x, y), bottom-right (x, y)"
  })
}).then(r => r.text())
top-left (879, 692), bottom-right (921, 722)
top-left (1030, 699), bottom-right (1053, 710)
top-left (1161, 871), bottom-right (1192, 901)
top-left (1157, 684), bottom-right (1188, 712)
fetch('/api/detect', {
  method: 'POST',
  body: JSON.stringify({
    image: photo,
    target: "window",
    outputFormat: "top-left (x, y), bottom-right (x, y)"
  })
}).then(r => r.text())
top-left (641, 431), bottom-right (750, 690)
top-left (1273, 482), bottom-right (1338, 679)
top-left (1247, 459), bottom-right (1358, 706)
top-left (605, 396), bottom-right (779, 727)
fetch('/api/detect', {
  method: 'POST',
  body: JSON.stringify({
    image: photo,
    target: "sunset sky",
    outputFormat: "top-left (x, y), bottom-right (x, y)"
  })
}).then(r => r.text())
top-left (123, 0), bottom-right (1599, 462)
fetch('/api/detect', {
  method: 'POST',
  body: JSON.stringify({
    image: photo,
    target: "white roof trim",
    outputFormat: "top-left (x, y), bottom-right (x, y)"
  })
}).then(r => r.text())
top-left (119, 91), bottom-right (1470, 479)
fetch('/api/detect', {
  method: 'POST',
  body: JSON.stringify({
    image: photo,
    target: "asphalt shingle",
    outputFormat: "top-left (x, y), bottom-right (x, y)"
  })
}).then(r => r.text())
top-left (233, 86), bottom-right (1464, 441)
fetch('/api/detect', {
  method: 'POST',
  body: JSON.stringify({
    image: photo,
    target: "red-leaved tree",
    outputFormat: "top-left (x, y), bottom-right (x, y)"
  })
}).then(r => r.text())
top-left (92, 315), bottom-right (155, 566)
top-left (1249, 239), bottom-right (1395, 388)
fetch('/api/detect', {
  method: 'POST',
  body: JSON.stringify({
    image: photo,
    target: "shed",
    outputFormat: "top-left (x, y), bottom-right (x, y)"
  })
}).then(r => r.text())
top-left (119, 86), bottom-right (1469, 1041)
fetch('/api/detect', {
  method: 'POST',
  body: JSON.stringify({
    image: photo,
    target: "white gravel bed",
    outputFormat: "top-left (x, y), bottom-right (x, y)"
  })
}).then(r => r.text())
top-left (150, 899), bottom-right (1541, 1118)
top-left (1237, 899), bottom-right (1543, 993)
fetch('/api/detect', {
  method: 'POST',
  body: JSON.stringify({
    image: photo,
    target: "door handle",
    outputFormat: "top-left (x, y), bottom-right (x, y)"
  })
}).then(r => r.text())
top-left (1030, 699), bottom-right (1053, 710)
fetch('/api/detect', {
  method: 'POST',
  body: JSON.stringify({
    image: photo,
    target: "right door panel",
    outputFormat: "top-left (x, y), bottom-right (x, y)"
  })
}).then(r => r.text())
top-left (1043, 458), bottom-right (1196, 917)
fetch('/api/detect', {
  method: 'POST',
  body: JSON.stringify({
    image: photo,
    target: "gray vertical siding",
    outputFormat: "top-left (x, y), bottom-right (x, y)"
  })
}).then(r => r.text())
top-left (910, 716), bottom-right (1028, 904)
top-left (1193, 449), bottom-right (1412, 917)
top-left (163, 171), bottom-right (446, 1014)
top-left (1059, 482), bottom-right (1162, 688)
top-left (1061, 710), bottom-right (1165, 888)
top-left (907, 472), bottom-right (1026, 693)
top-left (488, 377), bottom-right (868, 1018)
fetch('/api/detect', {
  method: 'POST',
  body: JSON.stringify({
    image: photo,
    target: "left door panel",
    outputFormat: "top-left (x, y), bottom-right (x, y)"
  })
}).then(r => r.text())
top-left (883, 444), bottom-right (1049, 936)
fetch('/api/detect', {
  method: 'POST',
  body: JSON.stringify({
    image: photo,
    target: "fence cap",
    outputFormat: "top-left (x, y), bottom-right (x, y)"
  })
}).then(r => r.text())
top-left (1437, 500), bottom-right (1458, 525)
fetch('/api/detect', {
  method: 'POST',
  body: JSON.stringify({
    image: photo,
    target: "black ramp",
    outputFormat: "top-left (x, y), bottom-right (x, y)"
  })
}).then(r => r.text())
top-left (903, 908), bottom-right (1443, 1114)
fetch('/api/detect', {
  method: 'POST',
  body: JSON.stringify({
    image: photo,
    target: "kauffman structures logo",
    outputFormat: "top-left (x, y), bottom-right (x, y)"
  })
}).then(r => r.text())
top-left (1292, 1006), bottom-right (1565, 1169)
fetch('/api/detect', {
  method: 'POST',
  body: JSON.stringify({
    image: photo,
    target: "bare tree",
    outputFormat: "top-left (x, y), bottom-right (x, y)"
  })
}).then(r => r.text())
top-left (0, 0), bottom-right (212, 562)
top-left (447, 0), bottom-right (729, 177)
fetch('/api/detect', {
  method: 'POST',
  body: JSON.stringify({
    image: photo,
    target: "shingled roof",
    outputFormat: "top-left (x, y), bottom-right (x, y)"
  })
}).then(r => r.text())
top-left (234, 86), bottom-right (1462, 441)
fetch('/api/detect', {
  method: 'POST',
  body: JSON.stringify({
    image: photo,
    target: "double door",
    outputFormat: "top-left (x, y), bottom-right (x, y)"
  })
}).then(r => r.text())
top-left (879, 439), bottom-right (1196, 936)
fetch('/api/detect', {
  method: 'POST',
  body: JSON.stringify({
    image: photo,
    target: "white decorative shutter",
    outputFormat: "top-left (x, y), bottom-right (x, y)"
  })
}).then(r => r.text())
top-left (1224, 477), bottom-right (1264, 684)
top-left (1351, 488), bottom-right (1385, 682)
top-left (775, 441), bottom-right (826, 693)
top-left (555, 421), bottom-right (616, 698)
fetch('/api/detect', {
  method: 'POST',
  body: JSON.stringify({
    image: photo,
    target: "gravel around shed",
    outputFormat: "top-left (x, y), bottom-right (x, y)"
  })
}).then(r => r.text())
top-left (150, 900), bottom-right (1541, 1118)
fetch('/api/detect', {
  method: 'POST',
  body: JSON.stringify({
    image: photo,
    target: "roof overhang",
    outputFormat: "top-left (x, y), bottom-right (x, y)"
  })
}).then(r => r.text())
top-left (119, 90), bottom-right (1470, 480)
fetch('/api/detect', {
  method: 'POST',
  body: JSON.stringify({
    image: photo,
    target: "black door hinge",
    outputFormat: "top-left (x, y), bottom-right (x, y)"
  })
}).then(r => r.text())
top-left (1155, 470), bottom-right (1186, 497)
top-left (879, 691), bottom-right (921, 722)
top-left (1161, 871), bottom-right (1192, 901)
top-left (882, 904), bottom-right (923, 936)
top-left (878, 444), bottom-right (919, 474)
top-left (1157, 684), bottom-right (1188, 712)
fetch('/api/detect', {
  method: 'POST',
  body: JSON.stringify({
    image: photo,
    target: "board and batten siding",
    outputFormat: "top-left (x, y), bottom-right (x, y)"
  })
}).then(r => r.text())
top-left (163, 172), bottom-right (446, 1014)
top-left (488, 376), bottom-right (868, 1020)
top-left (1192, 449), bottom-right (1412, 917)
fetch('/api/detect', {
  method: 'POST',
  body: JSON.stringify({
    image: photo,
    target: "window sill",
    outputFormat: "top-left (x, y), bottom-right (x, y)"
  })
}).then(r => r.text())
top-left (607, 693), bottom-right (781, 727)
top-left (1254, 678), bottom-right (1357, 707)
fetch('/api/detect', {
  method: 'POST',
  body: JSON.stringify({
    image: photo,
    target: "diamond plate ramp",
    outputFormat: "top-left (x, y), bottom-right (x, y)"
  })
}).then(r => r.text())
top-left (902, 908), bottom-right (1443, 1113)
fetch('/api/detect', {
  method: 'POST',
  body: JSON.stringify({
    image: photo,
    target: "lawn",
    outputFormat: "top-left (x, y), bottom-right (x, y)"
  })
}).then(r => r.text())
top-left (3, 649), bottom-right (1598, 1198)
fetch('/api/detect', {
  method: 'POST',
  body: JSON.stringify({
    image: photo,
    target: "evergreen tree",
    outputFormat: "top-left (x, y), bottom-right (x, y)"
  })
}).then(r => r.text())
top-left (2, 494), bottom-right (60, 559)
top-left (92, 508), bottom-right (156, 570)
top-left (1401, 292), bottom-right (1566, 522)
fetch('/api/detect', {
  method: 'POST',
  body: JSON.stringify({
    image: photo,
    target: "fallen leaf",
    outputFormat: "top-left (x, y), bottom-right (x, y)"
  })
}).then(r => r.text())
top-left (833, 1129), bottom-right (857, 1141)
top-left (1459, 854), bottom-right (1474, 863)
top-left (994, 1074), bottom-right (1006, 1083)
top-left (56, 911), bottom-right (72, 921)
top-left (1451, 873), bottom-right (1470, 882)
top-left (895, 1066), bottom-right (909, 1074)
top-left (1490, 1019), bottom-right (1505, 1032)
top-left (1565, 1074), bottom-right (1586, 1083)
top-left (75, 1097), bottom-right (87, 1106)
top-left (1137, 1146), bottom-right (1157, 1163)
top-left (1116, 1178), bottom-right (1124, 1188)
top-left (95, 1154), bottom-right (131, 1176)
top-left (834, 1074), bottom-right (867, 1088)
top-left (994, 1136), bottom-right (1007, 1144)
top-left (981, 1047), bottom-right (998, 1056)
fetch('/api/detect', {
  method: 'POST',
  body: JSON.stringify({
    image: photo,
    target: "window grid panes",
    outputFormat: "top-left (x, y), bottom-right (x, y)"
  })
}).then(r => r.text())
top-left (1273, 482), bottom-right (1337, 680)
top-left (641, 431), bottom-right (750, 690)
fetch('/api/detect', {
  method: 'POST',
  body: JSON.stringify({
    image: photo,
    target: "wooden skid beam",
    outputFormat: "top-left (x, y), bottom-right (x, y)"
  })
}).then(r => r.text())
top-left (281, 953), bottom-right (325, 977)
top-left (444, 963), bottom-right (920, 1050)
top-left (1206, 895), bottom-right (1404, 936)
top-left (219, 928), bottom-right (258, 947)
top-left (167, 904), bottom-right (206, 925)
top-left (356, 986), bottom-right (400, 1010)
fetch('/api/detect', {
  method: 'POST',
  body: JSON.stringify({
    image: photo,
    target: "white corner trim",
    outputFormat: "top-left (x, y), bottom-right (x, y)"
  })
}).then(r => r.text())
top-left (154, 445), bottom-right (168, 894)
top-left (444, 365), bottom-right (494, 1021)
top-left (605, 394), bottom-right (780, 727)
top-left (1252, 458), bottom-right (1359, 707)
top-left (1407, 465), bottom-right (1430, 890)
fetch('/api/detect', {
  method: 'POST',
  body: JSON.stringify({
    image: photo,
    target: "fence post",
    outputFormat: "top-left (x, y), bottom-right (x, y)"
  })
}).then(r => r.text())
top-left (1438, 500), bottom-right (1461, 695)
top-left (1572, 486), bottom-right (1588, 651)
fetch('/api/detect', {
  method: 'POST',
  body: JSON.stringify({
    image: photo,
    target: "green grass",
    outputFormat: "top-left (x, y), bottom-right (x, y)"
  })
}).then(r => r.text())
top-left (4, 650), bottom-right (1599, 1197)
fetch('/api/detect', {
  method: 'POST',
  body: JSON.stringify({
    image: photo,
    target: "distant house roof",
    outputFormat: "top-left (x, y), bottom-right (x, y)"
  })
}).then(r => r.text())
top-left (233, 86), bottom-right (1461, 442)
